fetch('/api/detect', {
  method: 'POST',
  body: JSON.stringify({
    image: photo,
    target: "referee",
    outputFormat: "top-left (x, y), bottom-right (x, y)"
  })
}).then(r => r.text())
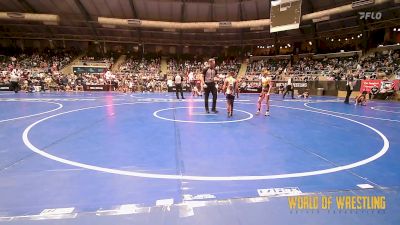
top-left (202, 58), bottom-right (219, 113)
top-left (10, 69), bottom-right (21, 93)
top-left (174, 73), bottom-right (185, 99)
top-left (344, 73), bottom-right (354, 104)
top-left (283, 77), bottom-right (294, 99)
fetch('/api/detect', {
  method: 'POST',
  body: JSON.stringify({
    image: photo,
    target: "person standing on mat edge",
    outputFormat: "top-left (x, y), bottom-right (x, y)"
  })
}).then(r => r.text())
top-left (188, 71), bottom-right (196, 97)
top-left (10, 68), bottom-right (21, 93)
top-left (344, 72), bottom-right (354, 104)
top-left (202, 58), bottom-right (218, 113)
top-left (283, 76), bottom-right (295, 99)
top-left (174, 73), bottom-right (185, 100)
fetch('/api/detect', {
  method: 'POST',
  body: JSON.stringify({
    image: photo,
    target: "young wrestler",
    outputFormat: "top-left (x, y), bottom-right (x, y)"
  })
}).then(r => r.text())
top-left (256, 70), bottom-right (273, 116)
top-left (355, 89), bottom-right (368, 106)
top-left (223, 71), bottom-right (239, 118)
top-left (298, 90), bottom-right (310, 99)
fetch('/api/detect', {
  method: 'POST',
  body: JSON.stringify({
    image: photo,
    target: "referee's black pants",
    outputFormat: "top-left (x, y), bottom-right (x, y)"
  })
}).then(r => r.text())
top-left (204, 82), bottom-right (217, 111)
top-left (10, 81), bottom-right (19, 93)
top-left (283, 85), bottom-right (294, 99)
top-left (175, 84), bottom-right (184, 99)
top-left (344, 85), bottom-right (352, 103)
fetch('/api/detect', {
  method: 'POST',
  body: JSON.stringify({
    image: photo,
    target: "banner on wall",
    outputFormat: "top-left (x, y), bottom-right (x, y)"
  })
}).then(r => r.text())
top-left (274, 82), bottom-right (308, 88)
top-left (84, 85), bottom-right (107, 91)
top-left (240, 87), bottom-right (262, 93)
top-left (381, 80), bottom-right (399, 91)
top-left (0, 85), bottom-right (10, 91)
top-left (360, 80), bottom-right (382, 92)
top-left (168, 85), bottom-right (191, 92)
top-left (360, 80), bottom-right (399, 92)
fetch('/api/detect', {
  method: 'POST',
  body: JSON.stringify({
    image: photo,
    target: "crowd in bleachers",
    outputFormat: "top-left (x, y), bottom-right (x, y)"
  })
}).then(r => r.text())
top-left (77, 53), bottom-right (116, 69)
top-left (0, 50), bottom-right (78, 92)
top-left (243, 49), bottom-right (400, 83)
top-left (247, 58), bottom-right (290, 74)
top-left (1, 50), bottom-right (74, 73)
top-left (245, 58), bottom-right (290, 82)
top-left (0, 49), bottom-right (399, 96)
top-left (120, 57), bottom-right (161, 74)
top-left (116, 57), bottom-right (166, 92)
top-left (291, 51), bottom-right (399, 81)
top-left (168, 58), bottom-right (241, 74)
top-left (167, 59), bottom-right (203, 73)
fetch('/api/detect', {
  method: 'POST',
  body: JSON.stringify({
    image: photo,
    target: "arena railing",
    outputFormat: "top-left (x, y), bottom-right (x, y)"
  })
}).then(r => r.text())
top-left (379, 67), bottom-right (395, 73)
top-left (76, 60), bottom-right (112, 66)
top-left (249, 55), bottom-right (291, 63)
top-left (313, 51), bottom-right (362, 59)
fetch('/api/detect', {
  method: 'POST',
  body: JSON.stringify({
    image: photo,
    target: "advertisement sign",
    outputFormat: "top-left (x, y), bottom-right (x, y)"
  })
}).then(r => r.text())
top-left (360, 80), bottom-right (382, 92)
top-left (360, 80), bottom-right (399, 92)
top-left (168, 85), bottom-right (191, 92)
top-left (0, 85), bottom-right (10, 91)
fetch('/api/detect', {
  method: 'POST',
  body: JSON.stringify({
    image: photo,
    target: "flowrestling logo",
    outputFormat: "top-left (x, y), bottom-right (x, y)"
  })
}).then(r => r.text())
top-left (359, 12), bottom-right (382, 20)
